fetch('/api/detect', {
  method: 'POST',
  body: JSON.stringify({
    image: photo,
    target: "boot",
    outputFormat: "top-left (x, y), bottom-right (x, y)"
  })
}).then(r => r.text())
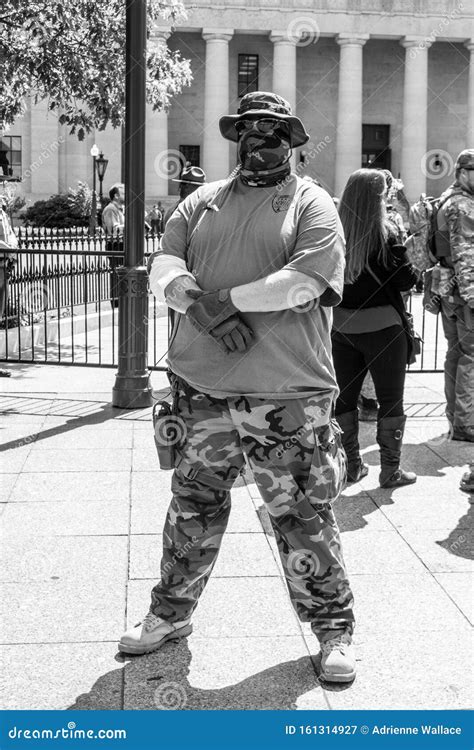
top-left (335, 410), bottom-right (369, 483)
top-left (320, 631), bottom-right (356, 683)
top-left (118, 611), bottom-right (192, 655)
top-left (377, 415), bottom-right (417, 488)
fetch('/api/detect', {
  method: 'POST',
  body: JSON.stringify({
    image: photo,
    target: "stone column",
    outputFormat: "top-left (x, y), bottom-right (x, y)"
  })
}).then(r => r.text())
top-left (146, 30), bottom-right (170, 199)
top-left (270, 32), bottom-right (298, 169)
top-left (270, 32), bottom-right (297, 111)
top-left (20, 98), bottom-right (33, 195)
top-left (57, 118), bottom-right (68, 193)
top-left (29, 99), bottom-right (60, 198)
top-left (334, 34), bottom-right (369, 196)
top-left (202, 29), bottom-right (233, 182)
top-left (465, 41), bottom-right (474, 146)
top-left (400, 36), bottom-right (432, 203)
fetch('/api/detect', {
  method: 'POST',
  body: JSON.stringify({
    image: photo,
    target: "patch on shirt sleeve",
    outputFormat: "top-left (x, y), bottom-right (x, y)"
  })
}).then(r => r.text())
top-left (272, 195), bottom-right (293, 213)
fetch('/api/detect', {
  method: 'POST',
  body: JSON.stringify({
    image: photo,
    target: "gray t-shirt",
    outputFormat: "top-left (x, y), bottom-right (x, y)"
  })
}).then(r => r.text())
top-left (161, 174), bottom-right (345, 404)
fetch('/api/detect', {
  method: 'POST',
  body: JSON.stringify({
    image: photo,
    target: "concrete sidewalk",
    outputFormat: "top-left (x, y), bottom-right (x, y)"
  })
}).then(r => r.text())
top-left (0, 364), bottom-right (472, 711)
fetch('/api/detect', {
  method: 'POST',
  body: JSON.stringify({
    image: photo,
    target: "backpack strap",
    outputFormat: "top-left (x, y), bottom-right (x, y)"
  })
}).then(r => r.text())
top-left (166, 177), bottom-right (238, 355)
top-left (430, 192), bottom-right (452, 261)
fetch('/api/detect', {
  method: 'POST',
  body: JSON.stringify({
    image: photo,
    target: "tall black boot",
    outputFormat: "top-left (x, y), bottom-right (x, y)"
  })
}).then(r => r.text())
top-left (335, 410), bottom-right (368, 483)
top-left (376, 415), bottom-right (417, 488)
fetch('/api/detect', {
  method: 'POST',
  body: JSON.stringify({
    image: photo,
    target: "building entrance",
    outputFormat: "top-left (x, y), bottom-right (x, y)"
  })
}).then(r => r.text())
top-left (362, 124), bottom-right (391, 170)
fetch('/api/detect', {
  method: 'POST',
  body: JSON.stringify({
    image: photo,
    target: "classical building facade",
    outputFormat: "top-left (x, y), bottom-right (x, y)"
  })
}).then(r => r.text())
top-left (2, 0), bottom-right (473, 206)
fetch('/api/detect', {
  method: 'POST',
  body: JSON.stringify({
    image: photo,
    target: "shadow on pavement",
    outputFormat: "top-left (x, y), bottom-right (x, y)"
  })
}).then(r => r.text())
top-left (0, 392), bottom-right (169, 452)
top-left (436, 505), bottom-right (474, 560)
top-left (68, 638), bottom-right (351, 710)
top-left (334, 432), bottom-right (474, 563)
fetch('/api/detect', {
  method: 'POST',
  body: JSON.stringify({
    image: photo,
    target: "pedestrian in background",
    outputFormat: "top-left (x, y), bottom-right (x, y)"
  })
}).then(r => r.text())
top-left (332, 168), bottom-right (418, 488)
top-left (163, 164), bottom-right (206, 226)
top-left (147, 204), bottom-right (163, 236)
top-left (102, 183), bottom-right (124, 309)
top-left (0, 196), bottom-right (17, 377)
top-left (433, 149), bottom-right (474, 443)
top-left (358, 169), bottom-right (408, 422)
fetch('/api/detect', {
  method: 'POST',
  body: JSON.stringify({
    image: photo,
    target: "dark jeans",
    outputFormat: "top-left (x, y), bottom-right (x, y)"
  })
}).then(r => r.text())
top-left (332, 325), bottom-right (408, 419)
top-left (106, 240), bottom-right (123, 307)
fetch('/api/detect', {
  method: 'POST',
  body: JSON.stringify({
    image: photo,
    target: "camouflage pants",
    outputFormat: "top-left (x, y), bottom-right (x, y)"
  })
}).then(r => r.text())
top-left (441, 297), bottom-right (474, 437)
top-left (150, 376), bottom-right (355, 642)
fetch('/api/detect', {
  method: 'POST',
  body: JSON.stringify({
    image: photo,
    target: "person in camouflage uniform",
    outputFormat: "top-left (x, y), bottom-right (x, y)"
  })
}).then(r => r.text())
top-left (435, 149), bottom-right (474, 442)
top-left (149, 379), bottom-right (348, 630)
top-left (120, 92), bottom-right (355, 683)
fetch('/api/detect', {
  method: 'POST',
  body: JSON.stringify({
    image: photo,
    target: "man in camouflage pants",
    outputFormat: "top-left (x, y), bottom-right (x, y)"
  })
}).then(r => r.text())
top-left (435, 149), bottom-right (474, 442)
top-left (119, 92), bottom-right (355, 682)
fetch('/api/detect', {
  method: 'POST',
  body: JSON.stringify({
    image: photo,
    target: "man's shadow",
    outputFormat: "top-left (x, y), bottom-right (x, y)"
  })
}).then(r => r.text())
top-left (0, 389), bottom-right (170, 453)
top-left (68, 638), bottom-right (348, 711)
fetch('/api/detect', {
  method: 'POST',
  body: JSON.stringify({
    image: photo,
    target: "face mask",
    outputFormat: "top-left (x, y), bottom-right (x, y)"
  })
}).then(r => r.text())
top-left (237, 128), bottom-right (292, 187)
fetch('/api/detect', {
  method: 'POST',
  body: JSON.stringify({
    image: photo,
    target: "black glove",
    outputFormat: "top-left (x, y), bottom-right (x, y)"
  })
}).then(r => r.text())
top-left (210, 315), bottom-right (254, 352)
top-left (185, 289), bottom-right (253, 353)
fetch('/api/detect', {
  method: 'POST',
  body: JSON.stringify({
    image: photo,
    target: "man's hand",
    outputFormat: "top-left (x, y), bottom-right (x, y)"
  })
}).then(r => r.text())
top-left (185, 289), bottom-right (254, 353)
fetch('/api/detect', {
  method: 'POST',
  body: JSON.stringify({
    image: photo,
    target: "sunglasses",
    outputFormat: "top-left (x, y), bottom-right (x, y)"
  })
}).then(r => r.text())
top-left (235, 118), bottom-right (289, 136)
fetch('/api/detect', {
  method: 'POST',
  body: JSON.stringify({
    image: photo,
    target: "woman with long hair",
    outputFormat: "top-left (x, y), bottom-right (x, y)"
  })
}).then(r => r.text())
top-left (333, 168), bottom-right (418, 488)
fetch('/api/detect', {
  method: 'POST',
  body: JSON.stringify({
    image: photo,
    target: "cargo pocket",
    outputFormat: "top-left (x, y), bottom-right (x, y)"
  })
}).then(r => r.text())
top-left (304, 420), bottom-right (347, 506)
top-left (174, 453), bottom-right (245, 491)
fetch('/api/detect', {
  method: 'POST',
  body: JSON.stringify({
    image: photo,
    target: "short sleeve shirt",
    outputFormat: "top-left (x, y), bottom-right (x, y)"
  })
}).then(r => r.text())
top-left (102, 202), bottom-right (124, 236)
top-left (161, 174), bottom-right (345, 402)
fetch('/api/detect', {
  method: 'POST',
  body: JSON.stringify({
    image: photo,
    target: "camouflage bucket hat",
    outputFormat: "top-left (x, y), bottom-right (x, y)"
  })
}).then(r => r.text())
top-left (219, 91), bottom-right (310, 148)
top-left (455, 149), bottom-right (474, 169)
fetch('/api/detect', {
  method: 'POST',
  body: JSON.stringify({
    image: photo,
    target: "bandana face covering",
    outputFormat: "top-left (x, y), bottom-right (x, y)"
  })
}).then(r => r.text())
top-left (238, 128), bottom-right (292, 187)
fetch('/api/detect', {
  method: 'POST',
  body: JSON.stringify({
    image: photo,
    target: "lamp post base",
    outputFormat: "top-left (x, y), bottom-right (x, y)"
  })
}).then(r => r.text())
top-left (112, 373), bottom-right (153, 409)
top-left (111, 266), bottom-right (154, 409)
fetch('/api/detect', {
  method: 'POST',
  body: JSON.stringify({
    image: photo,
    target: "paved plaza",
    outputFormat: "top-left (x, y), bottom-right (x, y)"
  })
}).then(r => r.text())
top-left (0, 365), bottom-right (472, 711)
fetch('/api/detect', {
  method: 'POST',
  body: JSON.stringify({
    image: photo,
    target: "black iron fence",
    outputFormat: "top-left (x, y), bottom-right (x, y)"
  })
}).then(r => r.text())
top-left (1, 228), bottom-right (445, 372)
top-left (1, 227), bottom-right (166, 369)
top-left (7, 227), bottom-right (161, 313)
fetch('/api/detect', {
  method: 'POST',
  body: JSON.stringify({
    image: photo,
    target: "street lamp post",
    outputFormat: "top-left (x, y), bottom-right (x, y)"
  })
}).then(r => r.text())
top-left (95, 151), bottom-right (108, 225)
top-left (112, 0), bottom-right (152, 408)
top-left (89, 144), bottom-right (99, 234)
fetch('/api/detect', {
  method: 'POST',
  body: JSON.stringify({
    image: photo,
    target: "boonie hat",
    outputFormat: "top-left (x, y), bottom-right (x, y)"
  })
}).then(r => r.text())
top-left (219, 91), bottom-right (310, 148)
top-left (455, 149), bottom-right (474, 169)
top-left (172, 165), bottom-right (206, 185)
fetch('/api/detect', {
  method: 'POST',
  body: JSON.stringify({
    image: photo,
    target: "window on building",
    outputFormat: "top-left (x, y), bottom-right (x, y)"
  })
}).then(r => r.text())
top-left (0, 136), bottom-right (22, 181)
top-left (179, 145), bottom-right (200, 168)
top-left (238, 54), bottom-right (259, 98)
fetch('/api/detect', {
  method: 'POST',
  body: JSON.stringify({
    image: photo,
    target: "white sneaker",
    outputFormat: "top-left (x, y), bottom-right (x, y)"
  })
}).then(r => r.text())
top-left (320, 632), bottom-right (356, 683)
top-left (118, 612), bottom-right (192, 655)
